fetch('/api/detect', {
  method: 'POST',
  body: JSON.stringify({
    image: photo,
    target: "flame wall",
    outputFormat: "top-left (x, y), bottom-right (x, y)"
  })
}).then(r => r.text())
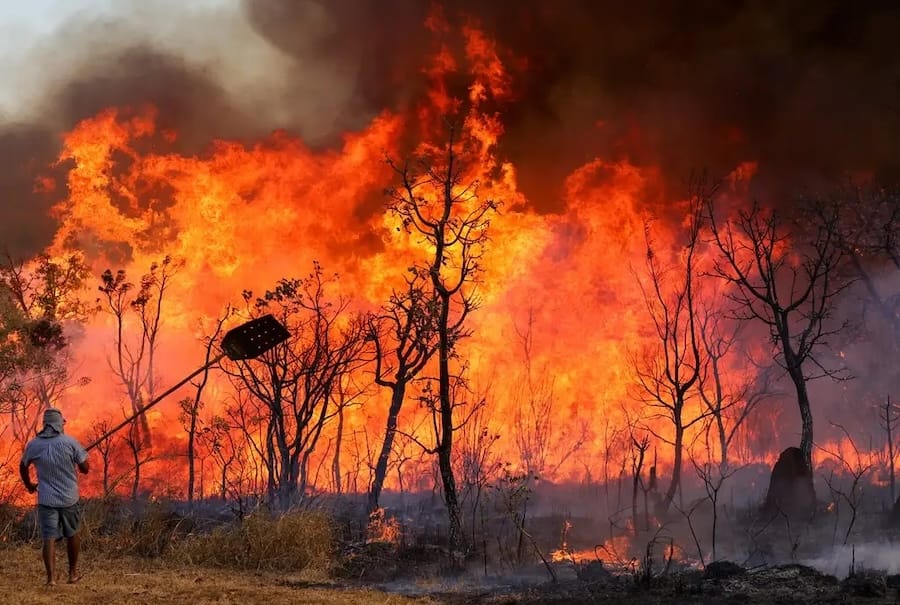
top-left (2, 2), bottom-right (899, 498)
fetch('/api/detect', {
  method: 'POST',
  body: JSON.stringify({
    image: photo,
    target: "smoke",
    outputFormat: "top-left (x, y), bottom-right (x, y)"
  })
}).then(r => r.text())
top-left (0, 0), bottom-right (370, 257)
top-left (1, 0), bottom-right (899, 256)
top-left (0, 126), bottom-right (59, 259)
top-left (804, 543), bottom-right (900, 579)
top-left (243, 0), bottom-right (900, 207)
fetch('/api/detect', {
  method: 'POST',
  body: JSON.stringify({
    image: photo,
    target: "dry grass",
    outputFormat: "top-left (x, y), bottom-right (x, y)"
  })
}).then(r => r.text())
top-left (175, 511), bottom-right (337, 572)
top-left (78, 498), bottom-right (191, 558)
top-left (0, 544), bottom-right (440, 605)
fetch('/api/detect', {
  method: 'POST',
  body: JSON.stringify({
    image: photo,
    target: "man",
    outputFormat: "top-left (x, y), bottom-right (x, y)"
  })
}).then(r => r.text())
top-left (19, 407), bottom-right (90, 586)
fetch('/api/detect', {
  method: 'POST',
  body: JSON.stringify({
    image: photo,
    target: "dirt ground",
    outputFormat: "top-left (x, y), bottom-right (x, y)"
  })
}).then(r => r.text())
top-left (4, 544), bottom-right (900, 605)
top-left (0, 544), bottom-right (438, 605)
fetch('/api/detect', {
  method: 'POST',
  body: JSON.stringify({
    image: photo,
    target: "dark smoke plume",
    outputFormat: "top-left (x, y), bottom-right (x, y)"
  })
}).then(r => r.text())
top-left (2, 0), bottom-right (900, 255)
top-left (243, 0), bottom-right (900, 208)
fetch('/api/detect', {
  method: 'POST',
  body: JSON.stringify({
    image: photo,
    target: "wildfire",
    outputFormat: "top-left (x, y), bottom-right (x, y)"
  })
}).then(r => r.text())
top-left (550, 520), bottom-right (686, 570)
top-left (0, 7), bottom-right (891, 507)
top-left (366, 508), bottom-right (402, 545)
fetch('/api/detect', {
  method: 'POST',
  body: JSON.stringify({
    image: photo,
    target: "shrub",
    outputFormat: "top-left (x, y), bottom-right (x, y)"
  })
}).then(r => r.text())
top-left (80, 497), bottom-right (195, 557)
top-left (175, 510), bottom-right (337, 572)
top-left (0, 503), bottom-right (34, 544)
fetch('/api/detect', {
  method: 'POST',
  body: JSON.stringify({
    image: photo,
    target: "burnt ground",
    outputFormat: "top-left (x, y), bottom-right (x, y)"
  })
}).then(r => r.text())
top-left (373, 562), bottom-right (900, 604)
top-left (337, 509), bottom-right (900, 605)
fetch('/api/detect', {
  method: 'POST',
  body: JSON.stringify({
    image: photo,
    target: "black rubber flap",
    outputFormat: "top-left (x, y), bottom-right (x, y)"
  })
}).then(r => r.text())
top-left (220, 314), bottom-right (290, 360)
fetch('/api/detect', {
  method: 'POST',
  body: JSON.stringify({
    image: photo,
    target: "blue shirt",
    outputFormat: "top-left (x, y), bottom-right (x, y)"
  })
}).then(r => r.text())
top-left (21, 433), bottom-right (88, 507)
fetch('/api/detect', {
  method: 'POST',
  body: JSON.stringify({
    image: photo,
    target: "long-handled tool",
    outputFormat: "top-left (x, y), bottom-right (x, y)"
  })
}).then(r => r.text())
top-left (85, 314), bottom-right (290, 451)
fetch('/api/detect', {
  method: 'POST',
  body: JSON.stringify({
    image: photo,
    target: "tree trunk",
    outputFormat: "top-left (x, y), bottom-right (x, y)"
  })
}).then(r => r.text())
top-left (332, 406), bottom-right (344, 495)
top-left (888, 396), bottom-right (896, 504)
top-left (437, 294), bottom-right (464, 558)
top-left (779, 319), bottom-right (814, 472)
top-left (369, 382), bottom-right (407, 512)
top-left (663, 419), bottom-right (685, 511)
top-left (789, 365), bottom-right (814, 472)
top-left (131, 447), bottom-right (141, 500)
top-left (102, 456), bottom-right (110, 495)
top-left (438, 443), bottom-right (463, 557)
top-left (717, 413), bottom-right (728, 472)
top-left (132, 394), bottom-right (152, 448)
top-left (187, 413), bottom-right (197, 505)
top-left (631, 465), bottom-right (641, 534)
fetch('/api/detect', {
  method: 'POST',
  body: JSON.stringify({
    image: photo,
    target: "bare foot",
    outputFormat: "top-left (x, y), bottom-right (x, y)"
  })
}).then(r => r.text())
top-left (45, 580), bottom-right (56, 588)
top-left (67, 574), bottom-right (83, 584)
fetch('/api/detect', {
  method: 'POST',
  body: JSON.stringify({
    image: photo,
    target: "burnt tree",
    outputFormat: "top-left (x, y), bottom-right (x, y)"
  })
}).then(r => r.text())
top-left (825, 184), bottom-right (900, 508)
top-left (368, 268), bottom-right (440, 512)
top-left (697, 303), bottom-right (778, 471)
top-left (180, 306), bottom-right (231, 505)
top-left (87, 419), bottom-right (116, 496)
top-left (706, 198), bottom-right (852, 471)
top-left (387, 123), bottom-right (498, 556)
top-left (224, 263), bottom-right (368, 511)
top-left (632, 185), bottom-right (709, 512)
top-left (513, 309), bottom-right (586, 482)
top-left (98, 256), bottom-right (179, 448)
top-left (879, 395), bottom-right (900, 504)
top-left (830, 185), bottom-right (899, 348)
top-left (329, 372), bottom-right (369, 494)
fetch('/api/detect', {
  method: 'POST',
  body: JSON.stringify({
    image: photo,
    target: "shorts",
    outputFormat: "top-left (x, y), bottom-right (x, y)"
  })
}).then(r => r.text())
top-left (38, 504), bottom-right (82, 540)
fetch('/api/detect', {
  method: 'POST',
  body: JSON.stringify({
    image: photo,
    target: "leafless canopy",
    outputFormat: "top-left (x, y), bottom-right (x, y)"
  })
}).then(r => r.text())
top-left (706, 196), bottom-right (855, 468)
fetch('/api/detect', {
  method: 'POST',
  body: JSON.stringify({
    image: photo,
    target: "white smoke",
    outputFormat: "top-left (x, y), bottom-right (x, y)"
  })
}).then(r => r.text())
top-left (0, 0), bottom-right (360, 144)
top-left (803, 542), bottom-right (900, 579)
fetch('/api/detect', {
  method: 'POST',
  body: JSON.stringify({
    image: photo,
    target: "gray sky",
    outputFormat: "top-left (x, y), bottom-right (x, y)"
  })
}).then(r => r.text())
top-left (0, 0), bottom-right (308, 124)
top-left (0, 1), bottom-right (132, 115)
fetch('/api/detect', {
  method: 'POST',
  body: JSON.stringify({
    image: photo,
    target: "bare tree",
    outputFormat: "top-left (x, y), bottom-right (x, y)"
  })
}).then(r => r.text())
top-left (98, 256), bottom-right (179, 448)
top-left (88, 418), bottom-right (117, 496)
top-left (512, 309), bottom-right (587, 482)
top-left (329, 372), bottom-right (369, 494)
top-left (455, 393), bottom-right (500, 556)
top-left (180, 307), bottom-right (231, 505)
top-left (829, 184), bottom-right (899, 346)
top-left (706, 197), bottom-right (854, 470)
top-left (368, 269), bottom-right (440, 511)
top-left (817, 422), bottom-right (873, 546)
top-left (878, 395), bottom-right (900, 504)
top-left (629, 431), bottom-right (652, 533)
top-left (688, 429), bottom-right (739, 563)
top-left (386, 121), bottom-right (499, 555)
top-left (224, 264), bottom-right (368, 510)
top-left (198, 414), bottom-right (240, 501)
top-left (598, 419), bottom-right (628, 512)
top-left (632, 185), bottom-right (710, 512)
top-left (696, 302), bottom-right (778, 471)
top-left (98, 257), bottom-right (179, 499)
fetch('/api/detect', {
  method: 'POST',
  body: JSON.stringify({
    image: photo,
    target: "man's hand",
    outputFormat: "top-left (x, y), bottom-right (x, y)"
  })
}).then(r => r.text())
top-left (19, 461), bottom-right (36, 494)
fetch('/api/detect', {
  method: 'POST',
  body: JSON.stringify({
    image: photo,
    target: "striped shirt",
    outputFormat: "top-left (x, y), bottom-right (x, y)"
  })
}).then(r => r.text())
top-left (21, 433), bottom-right (88, 507)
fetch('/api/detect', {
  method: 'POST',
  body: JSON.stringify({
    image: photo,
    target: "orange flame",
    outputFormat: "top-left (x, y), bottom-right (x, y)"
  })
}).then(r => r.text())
top-left (0, 17), bottom-right (877, 504)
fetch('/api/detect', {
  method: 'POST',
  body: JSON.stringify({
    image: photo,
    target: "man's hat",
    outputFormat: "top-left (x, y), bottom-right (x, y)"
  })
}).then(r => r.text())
top-left (43, 408), bottom-right (64, 433)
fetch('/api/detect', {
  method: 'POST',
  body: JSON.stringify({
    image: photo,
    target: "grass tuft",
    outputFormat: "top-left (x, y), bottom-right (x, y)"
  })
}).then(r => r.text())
top-left (80, 497), bottom-right (196, 557)
top-left (175, 510), bottom-right (337, 572)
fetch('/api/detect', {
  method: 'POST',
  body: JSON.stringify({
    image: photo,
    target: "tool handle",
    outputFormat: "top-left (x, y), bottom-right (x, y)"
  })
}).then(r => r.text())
top-left (85, 352), bottom-right (226, 452)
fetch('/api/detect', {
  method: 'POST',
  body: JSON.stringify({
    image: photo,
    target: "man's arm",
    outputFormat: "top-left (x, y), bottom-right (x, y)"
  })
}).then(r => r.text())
top-left (19, 460), bottom-right (36, 493)
top-left (73, 439), bottom-right (89, 475)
